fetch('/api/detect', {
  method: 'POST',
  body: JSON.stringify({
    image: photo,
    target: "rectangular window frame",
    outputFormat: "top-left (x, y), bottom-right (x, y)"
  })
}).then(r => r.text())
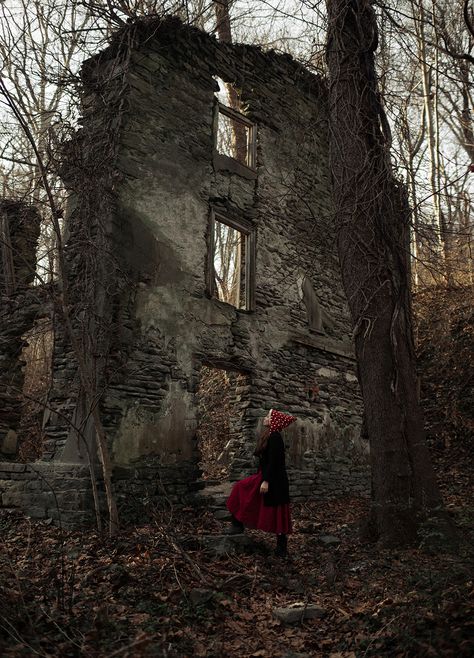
top-left (214, 102), bottom-right (257, 172)
top-left (207, 208), bottom-right (256, 312)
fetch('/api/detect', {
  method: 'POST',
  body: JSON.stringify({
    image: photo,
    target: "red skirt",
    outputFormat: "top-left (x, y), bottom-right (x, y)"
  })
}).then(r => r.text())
top-left (226, 472), bottom-right (292, 535)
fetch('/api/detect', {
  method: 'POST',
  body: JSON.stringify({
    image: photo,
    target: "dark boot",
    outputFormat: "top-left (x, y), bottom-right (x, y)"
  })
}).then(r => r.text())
top-left (225, 514), bottom-right (244, 535)
top-left (275, 533), bottom-right (288, 557)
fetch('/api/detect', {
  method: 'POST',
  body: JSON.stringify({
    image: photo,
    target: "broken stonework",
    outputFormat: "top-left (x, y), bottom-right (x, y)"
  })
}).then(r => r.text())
top-left (1, 430), bottom-right (18, 456)
top-left (0, 200), bottom-right (45, 458)
top-left (0, 17), bottom-right (369, 526)
top-left (0, 462), bottom-right (98, 528)
top-left (273, 604), bottom-right (326, 624)
top-left (0, 200), bottom-right (41, 293)
top-left (318, 534), bottom-right (341, 546)
top-left (200, 533), bottom-right (254, 556)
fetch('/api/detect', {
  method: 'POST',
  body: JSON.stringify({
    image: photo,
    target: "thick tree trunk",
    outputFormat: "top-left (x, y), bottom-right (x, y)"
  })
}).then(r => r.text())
top-left (326, 0), bottom-right (445, 546)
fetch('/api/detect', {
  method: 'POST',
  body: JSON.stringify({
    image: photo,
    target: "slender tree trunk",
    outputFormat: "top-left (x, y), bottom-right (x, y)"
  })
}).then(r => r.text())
top-left (326, 0), bottom-right (445, 546)
top-left (0, 212), bottom-right (16, 295)
top-left (430, 0), bottom-right (452, 282)
top-left (459, 60), bottom-right (474, 161)
top-left (399, 104), bottom-right (424, 288)
top-left (408, 151), bottom-right (421, 287)
top-left (413, 0), bottom-right (451, 279)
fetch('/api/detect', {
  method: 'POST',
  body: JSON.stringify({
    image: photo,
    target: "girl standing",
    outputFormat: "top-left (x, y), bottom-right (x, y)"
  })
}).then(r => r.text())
top-left (225, 409), bottom-right (296, 557)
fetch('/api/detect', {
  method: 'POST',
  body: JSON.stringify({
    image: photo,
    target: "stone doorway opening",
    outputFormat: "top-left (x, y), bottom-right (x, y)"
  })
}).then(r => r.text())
top-left (18, 318), bottom-right (54, 461)
top-left (195, 364), bottom-right (249, 482)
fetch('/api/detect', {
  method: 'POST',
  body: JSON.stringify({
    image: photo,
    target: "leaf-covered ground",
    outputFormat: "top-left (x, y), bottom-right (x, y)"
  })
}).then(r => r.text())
top-left (1, 454), bottom-right (473, 658)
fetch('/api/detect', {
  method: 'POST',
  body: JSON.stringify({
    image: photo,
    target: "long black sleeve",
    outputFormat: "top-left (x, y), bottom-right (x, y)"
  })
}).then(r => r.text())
top-left (262, 433), bottom-right (284, 482)
top-left (259, 432), bottom-right (290, 506)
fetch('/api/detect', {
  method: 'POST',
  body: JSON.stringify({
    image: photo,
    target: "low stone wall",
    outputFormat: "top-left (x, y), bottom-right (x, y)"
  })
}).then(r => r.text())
top-left (113, 461), bottom-right (203, 523)
top-left (0, 456), bottom-right (369, 528)
top-left (0, 462), bottom-right (95, 528)
top-left (229, 456), bottom-right (370, 501)
top-left (288, 458), bottom-right (370, 501)
top-left (0, 460), bottom-right (203, 529)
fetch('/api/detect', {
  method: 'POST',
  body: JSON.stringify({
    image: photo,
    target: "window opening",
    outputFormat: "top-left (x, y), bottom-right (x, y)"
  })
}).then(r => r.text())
top-left (35, 218), bottom-right (60, 285)
top-left (196, 365), bottom-right (249, 481)
top-left (214, 76), bottom-right (256, 169)
top-left (208, 209), bottom-right (255, 311)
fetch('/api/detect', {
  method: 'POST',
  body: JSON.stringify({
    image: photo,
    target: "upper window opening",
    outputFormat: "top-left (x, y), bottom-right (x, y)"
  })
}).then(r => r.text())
top-left (208, 209), bottom-right (255, 311)
top-left (213, 77), bottom-right (256, 170)
top-left (214, 76), bottom-right (232, 106)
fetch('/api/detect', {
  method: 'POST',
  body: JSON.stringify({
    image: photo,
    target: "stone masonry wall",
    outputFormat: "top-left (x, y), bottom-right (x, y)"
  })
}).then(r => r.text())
top-left (77, 19), bottom-right (367, 498)
top-left (0, 460), bottom-right (204, 529)
top-left (0, 201), bottom-right (44, 458)
top-left (0, 18), bottom-right (368, 527)
top-left (0, 200), bottom-right (40, 292)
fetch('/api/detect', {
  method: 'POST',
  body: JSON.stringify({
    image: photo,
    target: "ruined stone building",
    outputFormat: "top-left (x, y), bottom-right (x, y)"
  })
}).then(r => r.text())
top-left (0, 18), bottom-right (368, 527)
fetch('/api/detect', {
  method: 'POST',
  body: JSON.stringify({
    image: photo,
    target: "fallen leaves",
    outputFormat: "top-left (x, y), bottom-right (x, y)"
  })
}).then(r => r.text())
top-left (0, 479), bottom-right (472, 658)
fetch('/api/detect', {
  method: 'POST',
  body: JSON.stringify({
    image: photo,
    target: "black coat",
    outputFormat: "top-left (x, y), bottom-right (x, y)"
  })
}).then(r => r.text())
top-left (259, 431), bottom-right (290, 507)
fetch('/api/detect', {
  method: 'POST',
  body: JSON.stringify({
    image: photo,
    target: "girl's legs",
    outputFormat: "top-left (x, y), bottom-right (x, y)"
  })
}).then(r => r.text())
top-left (275, 533), bottom-right (288, 557)
top-left (225, 513), bottom-right (244, 535)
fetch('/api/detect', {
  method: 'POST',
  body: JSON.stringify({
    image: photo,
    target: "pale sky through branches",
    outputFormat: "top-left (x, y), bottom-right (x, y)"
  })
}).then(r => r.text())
top-left (0, 0), bottom-right (472, 273)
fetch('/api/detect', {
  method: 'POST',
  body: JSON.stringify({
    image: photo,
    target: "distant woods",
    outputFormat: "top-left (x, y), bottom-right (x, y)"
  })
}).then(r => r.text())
top-left (1, 1), bottom-right (473, 288)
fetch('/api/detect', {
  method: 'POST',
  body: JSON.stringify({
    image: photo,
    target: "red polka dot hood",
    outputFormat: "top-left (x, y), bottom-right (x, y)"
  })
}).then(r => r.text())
top-left (269, 409), bottom-right (297, 432)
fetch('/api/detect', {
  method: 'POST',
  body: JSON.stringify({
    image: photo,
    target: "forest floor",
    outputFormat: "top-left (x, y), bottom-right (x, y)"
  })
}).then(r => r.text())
top-left (0, 452), bottom-right (473, 658)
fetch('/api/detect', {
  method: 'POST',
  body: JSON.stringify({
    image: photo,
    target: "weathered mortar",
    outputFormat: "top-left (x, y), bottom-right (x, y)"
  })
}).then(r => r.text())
top-left (0, 17), bottom-right (369, 526)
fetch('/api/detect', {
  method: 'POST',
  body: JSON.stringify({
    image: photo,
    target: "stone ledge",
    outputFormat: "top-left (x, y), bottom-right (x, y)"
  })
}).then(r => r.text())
top-left (212, 151), bottom-right (258, 180)
top-left (273, 604), bottom-right (326, 624)
top-left (0, 462), bottom-right (27, 473)
top-left (289, 332), bottom-right (355, 360)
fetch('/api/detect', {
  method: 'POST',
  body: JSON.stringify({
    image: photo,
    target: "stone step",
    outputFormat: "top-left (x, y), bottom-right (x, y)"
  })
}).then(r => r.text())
top-left (199, 532), bottom-right (254, 556)
top-left (210, 495), bottom-right (228, 507)
top-left (194, 481), bottom-right (233, 524)
top-left (196, 488), bottom-right (227, 500)
top-left (198, 482), bottom-right (232, 497)
top-left (195, 481), bottom-right (231, 505)
top-left (213, 508), bottom-right (231, 521)
top-left (196, 478), bottom-right (221, 487)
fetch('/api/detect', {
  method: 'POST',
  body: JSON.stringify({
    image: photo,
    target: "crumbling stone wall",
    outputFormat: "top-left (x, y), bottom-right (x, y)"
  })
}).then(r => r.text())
top-left (195, 366), bottom-right (250, 480)
top-left (0, 200), bottom-right (40, 293)
top-left (70, 18), bottom-right (366, 496)
top-left (0, 200), bottom-right (43, 457)
top-left (1, 18), bottom-right (369, 527)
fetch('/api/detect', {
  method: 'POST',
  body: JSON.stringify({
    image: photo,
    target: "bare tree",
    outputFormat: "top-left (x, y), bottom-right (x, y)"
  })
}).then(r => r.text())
top-left (213, 221), bottom-right (242, 306)
top-left (0, 1), bottom-right (122, 534)
top-left (325, 0), bottom-right (449, 546)
top-left (0, 0), bottom-right (95, 282)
